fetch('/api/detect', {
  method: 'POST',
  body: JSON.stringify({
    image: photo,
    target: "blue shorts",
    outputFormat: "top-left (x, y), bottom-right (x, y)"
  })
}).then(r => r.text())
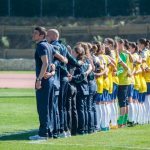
top-left (138, 93), bottom-right (146, 103)
top-left (146, 83), bottom-right (150, 95)
top-left (111, 83), bottom-right (118, 100)
top-left (133, 89), bottom-right (139, 100)
top-left (95, 93), bottom-right (103, 102)
top-left (102, 89), bottom-right (111, 102)
top-left (118, 85), bottom-right (129, 107)
top-left (127, 84), bottom-right (134, 98)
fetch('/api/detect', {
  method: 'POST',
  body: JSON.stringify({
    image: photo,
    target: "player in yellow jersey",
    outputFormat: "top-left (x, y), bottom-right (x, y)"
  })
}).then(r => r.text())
top-left (104, 38), bottom-right (119, 129)
top-left (94, 43), bottom-right (114, 131)
top-left (93, 42), bottom-right (107, 131)
top-left (138, 38), bottom-right (148, 124)
top-left (127, 42), bottom-right (141, 126)
top-left (117, 39), bottom-right (131, 127)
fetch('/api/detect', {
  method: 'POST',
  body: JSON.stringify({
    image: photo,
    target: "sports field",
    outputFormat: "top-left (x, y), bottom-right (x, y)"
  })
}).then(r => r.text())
top-left (0, 88), bottom-right (150, 150)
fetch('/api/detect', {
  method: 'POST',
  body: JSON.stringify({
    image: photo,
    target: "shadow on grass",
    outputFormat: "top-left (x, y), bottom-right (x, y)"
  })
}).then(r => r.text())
top-left (0, 129), bottom-right (38, 141)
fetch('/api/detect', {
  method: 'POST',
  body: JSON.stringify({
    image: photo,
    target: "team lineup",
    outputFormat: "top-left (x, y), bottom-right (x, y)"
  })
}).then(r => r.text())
top-left (29, 26), bottom-right (150, 140)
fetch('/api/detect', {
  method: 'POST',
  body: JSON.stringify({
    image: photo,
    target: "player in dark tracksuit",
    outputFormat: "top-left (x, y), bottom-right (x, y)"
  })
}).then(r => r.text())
top-left (51, 41), bottom-right (81, 137)
top-left (29, 27), bottom-right (67, 140)
top-left (47, 29), bottom-right (82, 137)
top-left (69, 46), bottom-right (92, 135)
top-left (67, 63), bottom-right (78, 135)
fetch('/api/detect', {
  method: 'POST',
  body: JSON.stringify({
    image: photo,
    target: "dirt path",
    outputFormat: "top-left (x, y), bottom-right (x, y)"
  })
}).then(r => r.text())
top-left (0, 74), bottom-right (35, 88)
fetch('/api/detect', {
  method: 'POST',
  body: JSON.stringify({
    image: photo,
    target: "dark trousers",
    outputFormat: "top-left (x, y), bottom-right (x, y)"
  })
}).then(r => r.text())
top-left (58, 78), bottom-right (69, 132)
top-left (92, 94), bottom-right (97, 130)
top-left (87, 94), bottom-right (95, 132)
top-left (88, 80), bottom-right (97, 132)
top-left (76, 94), bottom-right (88, 134)
top-left (36, 78), bottom-right (54, 137)
top-left (52, 89), bottom-right (60, 137)
top-left (66, 83), bottom-right (78, 135)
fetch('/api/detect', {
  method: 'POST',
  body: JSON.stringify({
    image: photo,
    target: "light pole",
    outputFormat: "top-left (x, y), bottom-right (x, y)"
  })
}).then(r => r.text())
top-left (40, 0), bottom-right (43, 17)
top-left (105, 0), bottom-right (108, 16)
top-left (8, 0), bottom-right (11, 17)
top-left (72, 0), bottom-right (75, 17)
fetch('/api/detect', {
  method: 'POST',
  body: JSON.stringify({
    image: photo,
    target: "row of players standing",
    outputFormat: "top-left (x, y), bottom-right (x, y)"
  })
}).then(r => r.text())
top-left (29, 26), bottom-right (150, 140)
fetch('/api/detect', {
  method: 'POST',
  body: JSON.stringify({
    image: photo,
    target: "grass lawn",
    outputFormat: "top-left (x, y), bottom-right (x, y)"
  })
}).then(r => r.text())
top-left (0, 89), bottom-right (150, 150)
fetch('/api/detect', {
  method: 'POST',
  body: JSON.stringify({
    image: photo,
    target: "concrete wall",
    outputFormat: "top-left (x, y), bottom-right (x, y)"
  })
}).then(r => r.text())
top-left (0, 59), bottom-right (35, 70)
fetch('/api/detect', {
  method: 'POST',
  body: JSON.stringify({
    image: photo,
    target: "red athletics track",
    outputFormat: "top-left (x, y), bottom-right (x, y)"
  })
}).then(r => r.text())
top-left (0, 74), bottom-right (35, 88)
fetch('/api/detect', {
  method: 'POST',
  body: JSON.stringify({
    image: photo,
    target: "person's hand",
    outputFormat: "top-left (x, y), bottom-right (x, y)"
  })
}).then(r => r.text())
top-left (44, 72), bottom-right (53, 79)
top-left (127, 69), bottom-right (132, 77)
top-left (112, 71), bottom-right (117, 76)
top-left (78, 60), bottom-right (84, 66)
top-left (145, 67), bottom-right (149, 72)
top-left (35, 80), bottom-right (42, 89)
top-left (68, 74), bottom-right (72, 81)
top-left (124, 50), bottom-right (130, 54)
top-left (104, 72), bottom-right (108, 78)
top-left (51, 64), bottom-right (55, 71)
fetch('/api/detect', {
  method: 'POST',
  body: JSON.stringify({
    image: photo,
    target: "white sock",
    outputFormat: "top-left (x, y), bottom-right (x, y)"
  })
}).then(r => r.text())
top-left (133, 102), bottom-right (137, 123)
top-left (101, 104), bottom-right (107, 128)
top-left (128, 102), bottom-right (135, 122)
top-left (139, 104), bottom-right (143, 124)
top-left (135, 102), bottom-right (139, 124)
top-left (99, 104), bottom-right (102, 128)
top-left (144, 96), bottom-right (149, 123)
top-left (114, 101), bottom-right (119, 120)
top-left (106, 103), bottom-right (111, 128)
top-left (96, 104), bottom-right (100, 129)
top-left (148, 96), bottom-right (150, 122)
top-left (110, 102), bottom-right (117, 126)
top-left (137, 103), bottom-right (141, 124)
top-left (142, 104), bottom-right (146, 124)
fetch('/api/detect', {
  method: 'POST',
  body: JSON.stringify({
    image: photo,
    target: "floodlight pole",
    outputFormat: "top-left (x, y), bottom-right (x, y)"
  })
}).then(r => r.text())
top-left (40, 0), bottom-right (43, 17)
top-left (72, 0), bottom-right (75, 17)
top-left (8, 0), bottom-right (11, 17)
top-left (105, 0), bottom-right (108, 16)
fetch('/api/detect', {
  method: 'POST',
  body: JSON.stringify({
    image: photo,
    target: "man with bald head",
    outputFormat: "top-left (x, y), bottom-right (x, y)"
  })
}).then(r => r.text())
top-left (47, 29), bottom-right (81, 138)
top-left (47, 29), bottom-right (59, 42)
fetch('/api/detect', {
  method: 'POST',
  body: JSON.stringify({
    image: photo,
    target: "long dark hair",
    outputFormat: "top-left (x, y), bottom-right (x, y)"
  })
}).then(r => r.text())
top-left (129, 42), bottom-right (138, 53)
top-left (74, 46), bottom-right (86, 61)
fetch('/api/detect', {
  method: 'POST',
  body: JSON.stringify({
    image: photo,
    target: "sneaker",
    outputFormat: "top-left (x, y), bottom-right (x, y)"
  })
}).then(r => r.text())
top-left (110, 125), bottom-right (118, 129)
top-left (59, 131), bottom-right (67, 138)
top-left (127, 121), bottom-right (135, 127)
top-left (118, 124), bottom-right (126, 128)
top-left (78, 131), bottom-right (84, 135)
top-left (53, 134), bottom-right (59, 139)
top-left (101, 127), bottom-right (108, 131)
top-left (29, 135), bottom-right (47, 140)
top-left (66, 130), bottom-right (71, 137)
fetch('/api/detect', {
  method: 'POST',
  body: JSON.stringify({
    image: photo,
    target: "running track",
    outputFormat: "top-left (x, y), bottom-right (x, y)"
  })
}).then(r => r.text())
top-left (0, 74), bottom-right (35, 88)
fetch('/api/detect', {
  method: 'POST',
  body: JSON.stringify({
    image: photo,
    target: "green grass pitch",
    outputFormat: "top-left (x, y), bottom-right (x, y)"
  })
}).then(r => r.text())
top-left (0, 88), bottom-right (150, 150)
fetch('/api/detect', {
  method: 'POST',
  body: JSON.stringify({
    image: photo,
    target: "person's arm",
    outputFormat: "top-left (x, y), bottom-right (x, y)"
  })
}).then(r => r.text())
top-left (134, 68), bottom-right (142, 75)
top-left (94, 65), bottom-right (107, 77)
top-left (124, 50), bottom-right (134, 63)
top-left (54, 52), bottom-right (68, 64)
top-left (44, 64), bottom-right (56, 79)
top-left (35, 55), bottom-right (48, 89)
top-left (88, 57), bottom-right (95, 71)
top-left (85, 64), bottom-right (92, 76)
top-left (118, 57), bottom-right (129, 70)
top-left (66, 50), bottom-right (81, 67)
top-left (145, 66), bottom-right (150, 72)
top-left (107, 56), bottom-right (116, 69)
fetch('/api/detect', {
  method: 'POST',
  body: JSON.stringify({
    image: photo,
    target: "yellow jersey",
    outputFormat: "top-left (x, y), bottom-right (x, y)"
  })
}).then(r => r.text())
top-left (96, 56), bottom-right (104, 94)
